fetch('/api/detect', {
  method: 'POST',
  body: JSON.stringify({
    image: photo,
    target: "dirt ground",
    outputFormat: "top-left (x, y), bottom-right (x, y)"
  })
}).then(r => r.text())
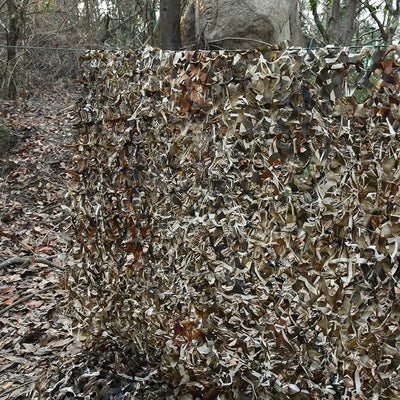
top-left (0, 85), bottom-right (82, 399)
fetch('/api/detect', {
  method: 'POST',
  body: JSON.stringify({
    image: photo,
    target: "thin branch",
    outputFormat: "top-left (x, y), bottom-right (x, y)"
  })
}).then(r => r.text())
top-left (0, 293), bottom-right (36, 315)
top-left (355, 27), bottom-right (380, 41)
top-left (359, 37), bottom-right (386, 47)
top-left (144, 17), bottom-right (158, 45)
top-left (0, 0), bottom-right (7, 13)
top-left (0, 285), bottom-right (57, 315)
top-left (0, 255), bottom-right (58, 269)
top-left (310, 1), bottom-right (329, 43)
top-left (361, 0), bottom-right (388, 42)
top-left (300, 9), bottom-right (319, 37)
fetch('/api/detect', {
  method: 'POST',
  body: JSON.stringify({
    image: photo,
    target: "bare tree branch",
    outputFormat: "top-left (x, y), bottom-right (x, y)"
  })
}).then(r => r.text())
top-left (0, 285), bottom-right (58, 316)
top-left (356, 27), bottom-right (380, 41)
top-left (361, 0), bottom-right (389, 42)
top-left (300, 9), bottom-right (322, 42)
top-left (310, 0), bottom-right (329, 43)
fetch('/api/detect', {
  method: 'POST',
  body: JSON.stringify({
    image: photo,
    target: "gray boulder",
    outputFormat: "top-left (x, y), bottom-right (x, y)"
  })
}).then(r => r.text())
top-left (181, 0), bottom-right (305, 49)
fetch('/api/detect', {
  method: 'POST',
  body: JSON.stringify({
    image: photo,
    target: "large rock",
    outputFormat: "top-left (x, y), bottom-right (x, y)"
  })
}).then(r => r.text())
top-left (181, 0), bottom-right (305, 49)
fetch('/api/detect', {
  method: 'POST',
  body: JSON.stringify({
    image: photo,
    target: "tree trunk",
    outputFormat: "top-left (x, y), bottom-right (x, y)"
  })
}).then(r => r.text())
top-left (327, 0), bottom-right (341, 44)
top-left (160, 0), bottom-right (181, 50)
top-left (342, 0), bottom-right (358, 45)
top-left (6, 0), bottom-right (19, 99)
top-left (83, 0), bottom-right (92, 27)
top-left (386, 0), bottom-right (400, 44)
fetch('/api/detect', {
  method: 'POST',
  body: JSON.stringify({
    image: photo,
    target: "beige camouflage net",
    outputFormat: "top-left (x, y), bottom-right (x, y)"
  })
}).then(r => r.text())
top-left (68, 45), bottom-right (400, 398)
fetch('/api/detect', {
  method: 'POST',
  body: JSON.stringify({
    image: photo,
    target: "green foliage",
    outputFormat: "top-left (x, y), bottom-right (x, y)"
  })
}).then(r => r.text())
top-left (365, 4), bottom-right (377, 12)
top-left (310, 0), bottom-right (317, 11)
top-left (41, 0), bottom-right (55, 12)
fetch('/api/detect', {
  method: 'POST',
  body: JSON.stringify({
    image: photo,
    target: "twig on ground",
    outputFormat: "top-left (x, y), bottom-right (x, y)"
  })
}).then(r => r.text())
top-left (0, 293), bottom-right (36, 315)
top-left (0, 255), bottom-right (58, 269)
top-left (0, 284), bottom-right (57, 315)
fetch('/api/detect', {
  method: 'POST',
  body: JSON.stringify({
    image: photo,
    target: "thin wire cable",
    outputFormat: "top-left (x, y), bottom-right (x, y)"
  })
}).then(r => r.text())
top-left (0, 43), bottom-right (395, 53)
top-left (0, 44), bottom-right (100, 52)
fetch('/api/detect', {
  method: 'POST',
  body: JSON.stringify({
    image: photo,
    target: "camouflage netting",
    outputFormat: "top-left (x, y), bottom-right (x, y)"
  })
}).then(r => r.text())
top-left (68, 45), bottom-right (400, 398)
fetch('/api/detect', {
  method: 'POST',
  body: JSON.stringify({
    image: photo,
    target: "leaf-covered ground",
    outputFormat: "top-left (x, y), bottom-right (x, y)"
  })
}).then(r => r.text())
top-left (0, 88), bottom-right (81, 399)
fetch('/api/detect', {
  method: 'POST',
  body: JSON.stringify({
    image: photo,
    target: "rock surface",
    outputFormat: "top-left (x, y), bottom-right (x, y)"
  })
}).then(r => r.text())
top-left (181, 0), bottom-right (305, 49)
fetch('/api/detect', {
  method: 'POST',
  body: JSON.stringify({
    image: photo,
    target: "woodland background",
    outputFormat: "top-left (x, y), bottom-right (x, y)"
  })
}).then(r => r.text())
top-left (1, 0), bottom-right (400, 99)
top-left (0, 1), bottom-right (400, 399)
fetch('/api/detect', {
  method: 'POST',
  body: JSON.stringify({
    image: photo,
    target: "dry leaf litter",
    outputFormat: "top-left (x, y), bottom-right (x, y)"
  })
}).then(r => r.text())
top-left (0, 88), bottom-right (80, 400)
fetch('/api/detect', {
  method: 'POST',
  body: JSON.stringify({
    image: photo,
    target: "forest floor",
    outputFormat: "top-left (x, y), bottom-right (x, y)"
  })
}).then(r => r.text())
top-left (0, 85), bottom-right (82, 400)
